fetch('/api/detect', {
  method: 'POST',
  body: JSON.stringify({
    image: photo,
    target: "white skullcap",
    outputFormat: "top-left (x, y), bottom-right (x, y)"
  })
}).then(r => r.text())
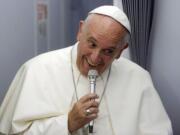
top-left (89, 5), bottom-right (131, 33)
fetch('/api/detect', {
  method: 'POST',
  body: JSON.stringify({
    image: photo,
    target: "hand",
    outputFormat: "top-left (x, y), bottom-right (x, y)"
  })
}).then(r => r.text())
top-left (68, 93), bottom-right (99, 133)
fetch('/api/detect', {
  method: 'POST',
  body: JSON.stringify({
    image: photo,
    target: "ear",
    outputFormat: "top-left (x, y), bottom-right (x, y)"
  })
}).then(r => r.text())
top-left (76, 20), bottom-right (84, 41)
top-left (116, 43), bottom-right (129, 59)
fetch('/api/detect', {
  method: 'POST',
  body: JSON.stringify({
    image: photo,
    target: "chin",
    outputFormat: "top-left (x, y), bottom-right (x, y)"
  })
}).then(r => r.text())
top-left (81, 70), bottom-right (88, 77)
top-left (78, 59), bottom-right (105, 76)
top-left (78, 64), bottom-right (88, 76)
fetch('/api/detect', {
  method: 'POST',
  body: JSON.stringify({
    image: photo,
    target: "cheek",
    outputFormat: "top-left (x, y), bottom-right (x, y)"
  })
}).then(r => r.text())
top-left (77, 44), bottom-right (90, 65)
top-left (103, 57), bottom-right (114, 65)
top-left (80, 45), bottom-right (91, 57)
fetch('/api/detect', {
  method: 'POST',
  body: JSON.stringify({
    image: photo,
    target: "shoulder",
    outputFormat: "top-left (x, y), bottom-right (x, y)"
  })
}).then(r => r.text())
top-left (112, 57), bottom-right (153, 89)
top-left (113, 57), bottom-right (149, 76)
top-left (110, 58), bottom-right (157, 100)
top-left (22, 46), bottom-right (73, 70)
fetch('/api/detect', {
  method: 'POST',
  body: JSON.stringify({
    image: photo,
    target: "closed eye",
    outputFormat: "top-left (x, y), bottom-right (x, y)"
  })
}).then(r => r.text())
top-left (102, 49), bottom-right (115, 56)
top-left (87, 40), bottom-right (97, 48)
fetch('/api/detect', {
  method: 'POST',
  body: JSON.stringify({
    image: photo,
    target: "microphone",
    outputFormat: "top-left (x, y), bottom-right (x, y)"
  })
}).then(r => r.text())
top-left (88, 70), bottom-right (98, 133)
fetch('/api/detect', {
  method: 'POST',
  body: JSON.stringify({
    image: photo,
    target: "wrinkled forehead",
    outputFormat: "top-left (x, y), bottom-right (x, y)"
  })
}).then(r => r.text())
top-left (84, 14), bottom-right (128, 44)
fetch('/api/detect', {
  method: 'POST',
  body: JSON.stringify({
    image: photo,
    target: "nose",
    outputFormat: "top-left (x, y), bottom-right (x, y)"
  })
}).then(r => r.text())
top-left (90, 50), bottom-right (102, 65)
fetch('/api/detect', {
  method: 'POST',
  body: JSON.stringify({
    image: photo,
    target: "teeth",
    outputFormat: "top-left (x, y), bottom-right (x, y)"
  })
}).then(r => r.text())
top-left (87, 59), bottom-right (97, 67)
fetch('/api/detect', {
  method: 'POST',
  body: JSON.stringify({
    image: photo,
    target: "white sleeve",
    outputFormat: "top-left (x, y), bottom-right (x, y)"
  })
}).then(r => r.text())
top-left (138, 73), bottom-right (173, 135)
top-left (23, 115), bottom-right (71, 135)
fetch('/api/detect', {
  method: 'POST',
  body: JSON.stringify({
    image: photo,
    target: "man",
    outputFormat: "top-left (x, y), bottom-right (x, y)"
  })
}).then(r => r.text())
top-left (0, 5), bottom-right (172, 135)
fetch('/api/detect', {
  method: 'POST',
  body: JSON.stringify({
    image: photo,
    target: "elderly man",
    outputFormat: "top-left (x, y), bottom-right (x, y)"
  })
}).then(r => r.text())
top-left (0, 5), bottom-right (172, 135)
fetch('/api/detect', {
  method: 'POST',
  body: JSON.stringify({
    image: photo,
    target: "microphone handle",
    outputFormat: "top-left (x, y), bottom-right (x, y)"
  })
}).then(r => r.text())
top-left (89, 121), bottom-right (94, 133)
top-left (89, 81), bottom-right (96, 133)
top-left (90, 81), bottom-right (95, 93)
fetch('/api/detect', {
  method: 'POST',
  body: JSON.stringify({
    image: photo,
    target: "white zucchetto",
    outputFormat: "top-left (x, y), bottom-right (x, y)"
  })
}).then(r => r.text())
top-left (89, 5), bottom-right (131, 33)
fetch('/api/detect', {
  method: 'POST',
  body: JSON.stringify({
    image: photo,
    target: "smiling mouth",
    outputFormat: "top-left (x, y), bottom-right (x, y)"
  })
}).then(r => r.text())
top-left (86, 58), bottom-right (98, 67)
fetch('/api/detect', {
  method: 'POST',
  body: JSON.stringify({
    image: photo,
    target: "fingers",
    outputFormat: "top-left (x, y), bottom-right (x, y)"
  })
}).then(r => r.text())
top-left (79, 93), bottom-right (99, 103)
top-left (84, 107), bottom-right (99, 118)
top-left (68, 93), bottom-right (99, 133)
top-left (79, 93), bottom-right (99, 117)
top-left (84, 99), bottom-right (99, 109)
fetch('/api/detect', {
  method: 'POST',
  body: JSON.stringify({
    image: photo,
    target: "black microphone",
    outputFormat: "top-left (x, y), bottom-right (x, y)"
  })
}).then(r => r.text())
top-left (88, 70), bottom-right (98, 133)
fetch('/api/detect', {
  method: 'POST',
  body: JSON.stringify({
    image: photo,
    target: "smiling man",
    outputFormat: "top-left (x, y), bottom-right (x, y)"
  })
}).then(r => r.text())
top-left (0, 5), bottom-right (172, 135)
top-left (76, 14), bottom-right (128, 76)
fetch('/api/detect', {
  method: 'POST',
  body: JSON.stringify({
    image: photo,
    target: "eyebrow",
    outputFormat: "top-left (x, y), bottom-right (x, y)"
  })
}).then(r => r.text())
top-left (87, 36), bottom-right (118, 50)
top-left (88, 37), bottom-right (98, 43)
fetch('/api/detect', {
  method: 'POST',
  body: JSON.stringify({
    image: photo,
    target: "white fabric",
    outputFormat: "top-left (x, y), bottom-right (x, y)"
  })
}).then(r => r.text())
top-left (89, 5), bottom-right (131, 33)
top-left (0, 43), bottom-right (172, 135)
top-left (70, 46), bottom-right (114, 135)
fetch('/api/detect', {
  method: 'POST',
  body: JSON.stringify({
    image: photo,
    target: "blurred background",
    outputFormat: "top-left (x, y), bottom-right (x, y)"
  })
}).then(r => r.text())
top-left (0, 0), bottom-right (179, 134)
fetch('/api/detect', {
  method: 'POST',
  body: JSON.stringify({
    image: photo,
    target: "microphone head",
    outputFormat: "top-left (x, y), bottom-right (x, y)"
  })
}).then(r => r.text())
top-left (88, 70), bottom-right (98, 81)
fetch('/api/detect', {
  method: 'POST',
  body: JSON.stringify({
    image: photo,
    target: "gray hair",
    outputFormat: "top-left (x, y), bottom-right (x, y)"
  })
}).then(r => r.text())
top-left (122, 32), bottom-right (130, 45)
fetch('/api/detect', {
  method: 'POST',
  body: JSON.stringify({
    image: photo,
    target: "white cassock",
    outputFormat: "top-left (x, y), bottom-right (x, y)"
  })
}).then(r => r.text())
top-left (0, 43), bottom-right (172, 135)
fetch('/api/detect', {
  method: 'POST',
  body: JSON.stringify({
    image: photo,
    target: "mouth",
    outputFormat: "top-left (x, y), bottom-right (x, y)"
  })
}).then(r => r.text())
top-left (86, 58), bottom-right (99, 68)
